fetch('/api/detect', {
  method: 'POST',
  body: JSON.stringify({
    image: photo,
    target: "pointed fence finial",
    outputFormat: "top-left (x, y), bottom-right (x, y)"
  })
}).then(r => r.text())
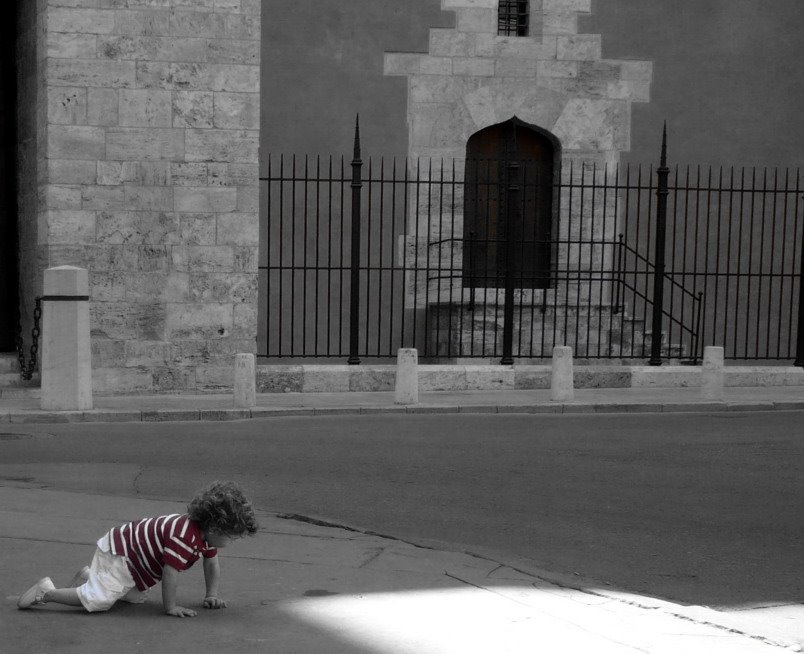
top-left (353, 114), bottom-right (361, 160)
top-left (660, 121), bottom-right (668, 168)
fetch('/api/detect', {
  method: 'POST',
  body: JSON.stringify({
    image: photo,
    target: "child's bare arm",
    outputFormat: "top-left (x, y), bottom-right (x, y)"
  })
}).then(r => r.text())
top-left (162, 565), bottom-right (196, 617)
top-left (202, 556), bottom-right (227, 609)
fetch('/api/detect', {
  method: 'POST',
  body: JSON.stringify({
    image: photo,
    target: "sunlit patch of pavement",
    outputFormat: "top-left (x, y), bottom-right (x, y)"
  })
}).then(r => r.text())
top-left (281, 583), bottom-right (795, 653)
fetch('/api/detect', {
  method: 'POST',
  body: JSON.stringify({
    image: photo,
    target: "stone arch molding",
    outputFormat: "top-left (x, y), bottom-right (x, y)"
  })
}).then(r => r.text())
top-left (466, 115), bottom-right (562, 161)
top-left (461, 86), bottom-right (565, 145)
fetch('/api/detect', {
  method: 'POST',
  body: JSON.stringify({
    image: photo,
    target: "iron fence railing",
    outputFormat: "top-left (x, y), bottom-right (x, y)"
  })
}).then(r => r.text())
top-left (259, 125), bottom-right (803, 365)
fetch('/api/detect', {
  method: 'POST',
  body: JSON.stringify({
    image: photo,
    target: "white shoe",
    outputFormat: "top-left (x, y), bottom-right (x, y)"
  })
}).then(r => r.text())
top-left (17, 577), bottom-right (56, 609)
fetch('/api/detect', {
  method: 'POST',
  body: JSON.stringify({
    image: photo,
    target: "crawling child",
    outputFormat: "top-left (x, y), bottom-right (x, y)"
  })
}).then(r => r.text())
top-left (17, 480), bottom-right (258, 617)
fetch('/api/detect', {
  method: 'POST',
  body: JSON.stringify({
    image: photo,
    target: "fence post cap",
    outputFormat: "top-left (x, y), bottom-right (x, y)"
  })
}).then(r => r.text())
top-left (43, 266), bottom-right (89, 295)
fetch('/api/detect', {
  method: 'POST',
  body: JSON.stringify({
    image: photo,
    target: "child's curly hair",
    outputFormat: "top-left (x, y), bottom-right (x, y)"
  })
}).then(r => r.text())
top-left (187, 480), bottom-right (258, 536)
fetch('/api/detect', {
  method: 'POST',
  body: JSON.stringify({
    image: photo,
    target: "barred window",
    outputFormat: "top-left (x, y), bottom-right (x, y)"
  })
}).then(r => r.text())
top-left (498, 0), bottom-right (529, 36)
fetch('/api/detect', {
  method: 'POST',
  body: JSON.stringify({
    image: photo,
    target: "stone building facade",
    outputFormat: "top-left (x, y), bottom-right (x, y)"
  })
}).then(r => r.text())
top-left (4, 1), bottom-right (800, 390)
top-left (383, 0), bottom-right (652, 357)
top-left (15, 0), bottom-right (261, 392)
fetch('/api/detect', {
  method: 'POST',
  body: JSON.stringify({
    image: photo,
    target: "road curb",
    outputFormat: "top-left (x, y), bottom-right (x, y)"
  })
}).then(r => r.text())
top-left (1, 400), bottom-right (803, 423)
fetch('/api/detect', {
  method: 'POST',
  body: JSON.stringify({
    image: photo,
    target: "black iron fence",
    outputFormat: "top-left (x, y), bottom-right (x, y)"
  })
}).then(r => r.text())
top-left (259, 127), bottom-right (803, 365)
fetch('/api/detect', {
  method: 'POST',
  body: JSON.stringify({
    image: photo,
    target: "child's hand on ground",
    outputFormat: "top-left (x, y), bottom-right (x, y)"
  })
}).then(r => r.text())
top-left (203, 596), bottom-right (227, 609)
top-left (166, 605), bottom-right (197, 618)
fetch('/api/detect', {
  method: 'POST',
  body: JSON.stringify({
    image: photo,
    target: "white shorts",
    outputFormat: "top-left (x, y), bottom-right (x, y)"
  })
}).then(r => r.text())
top-left (75, 535), bottom-right (150, 612)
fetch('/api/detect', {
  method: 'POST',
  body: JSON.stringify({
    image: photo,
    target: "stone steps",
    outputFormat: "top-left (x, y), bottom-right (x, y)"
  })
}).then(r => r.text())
top-left (0, 354), bottom-right (40, 397)
top-left (608, 306), bottom-right (693, 360)
top-left (428, 306), bottom-right (692, 359)
top-left (0, 353), bottom-right (19, 374)
top-left (0, 372), bottom-right (20, 386)
top-left (0, 386), bottom-right (40, 399)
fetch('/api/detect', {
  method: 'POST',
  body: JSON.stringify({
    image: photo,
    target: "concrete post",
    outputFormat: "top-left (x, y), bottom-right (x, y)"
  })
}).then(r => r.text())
top-left (395, 348), bottom-right (418, 405)
top-left (234, 354), bottom-right (256, 408)
top-left (41, 266), bottom-right (92, 411)
top-left (551, 346), bottom-right (574, 402)
top-left (701, 346), bottom-right (724, 400)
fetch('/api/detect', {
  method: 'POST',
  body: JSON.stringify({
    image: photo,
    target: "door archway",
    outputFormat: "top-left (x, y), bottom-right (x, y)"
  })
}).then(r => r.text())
top-left (462, 117), bottom-right (558, 290)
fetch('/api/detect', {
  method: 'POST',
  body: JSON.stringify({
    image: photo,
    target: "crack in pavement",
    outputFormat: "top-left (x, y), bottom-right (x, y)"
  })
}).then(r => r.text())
top-left (357, 546), bottom-right (386, 569)
top-left (132, 465), bottom-right (144, 496)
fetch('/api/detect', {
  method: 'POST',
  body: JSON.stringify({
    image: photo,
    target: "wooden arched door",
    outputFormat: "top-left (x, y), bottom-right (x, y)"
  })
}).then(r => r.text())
top-left (462, 117), bottom-right (555, 290)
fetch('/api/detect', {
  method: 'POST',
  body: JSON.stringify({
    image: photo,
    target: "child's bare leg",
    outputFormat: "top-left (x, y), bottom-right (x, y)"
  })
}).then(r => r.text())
top-left (43, 588), bottom-right (84, 607)
top-left (68, 566), bottom-right (90, 588)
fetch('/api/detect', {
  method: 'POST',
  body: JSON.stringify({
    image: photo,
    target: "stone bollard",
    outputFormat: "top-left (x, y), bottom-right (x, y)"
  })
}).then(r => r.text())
top-left (234, 353), bottom-right (256, 408)
top-left (701, 346), bottom-right (724, 400)
top-left (551, 346), bottom-right (574, 402)
top-left (41, 266), bottom-right (93, 411)
top-left (395, 348), bottom-right (418, 405)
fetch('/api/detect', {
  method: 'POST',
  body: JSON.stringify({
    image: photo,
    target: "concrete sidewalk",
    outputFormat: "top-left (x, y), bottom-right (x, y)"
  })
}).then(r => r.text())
top-left (0, 384), bottom-right (803, 423)
top-left (3, 486), bottom-right (801, 653)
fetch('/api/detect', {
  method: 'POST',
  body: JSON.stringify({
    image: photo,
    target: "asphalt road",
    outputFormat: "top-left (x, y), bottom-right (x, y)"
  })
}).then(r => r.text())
top-left (0, 410), bottom-right (801, 609)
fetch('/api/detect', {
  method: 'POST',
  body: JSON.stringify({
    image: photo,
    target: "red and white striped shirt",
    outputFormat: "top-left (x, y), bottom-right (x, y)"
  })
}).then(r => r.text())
top-left (107, 514), bottom-right (217, 591)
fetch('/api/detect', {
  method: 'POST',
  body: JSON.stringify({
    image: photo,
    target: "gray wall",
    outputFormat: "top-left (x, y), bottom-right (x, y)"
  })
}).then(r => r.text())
top-left (581, 0), bottom-right (804, 167)
top-left (261, 0), bottom-right (803, 167)
top-left (260, 0), bottom-right (453, 161)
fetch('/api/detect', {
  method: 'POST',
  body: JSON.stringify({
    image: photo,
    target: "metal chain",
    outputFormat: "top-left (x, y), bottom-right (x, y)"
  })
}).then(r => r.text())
top-left (15, 297), bottom-right (42, 381)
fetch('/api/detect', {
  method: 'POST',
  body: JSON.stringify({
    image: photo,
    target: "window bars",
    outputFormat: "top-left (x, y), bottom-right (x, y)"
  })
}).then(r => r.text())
top-left (498, 0), bottom-right (529, 36)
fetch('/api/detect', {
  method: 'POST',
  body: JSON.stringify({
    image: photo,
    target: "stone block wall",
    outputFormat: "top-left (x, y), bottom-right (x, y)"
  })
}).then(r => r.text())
top-left (21, 0), bottom-right (261, 392)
